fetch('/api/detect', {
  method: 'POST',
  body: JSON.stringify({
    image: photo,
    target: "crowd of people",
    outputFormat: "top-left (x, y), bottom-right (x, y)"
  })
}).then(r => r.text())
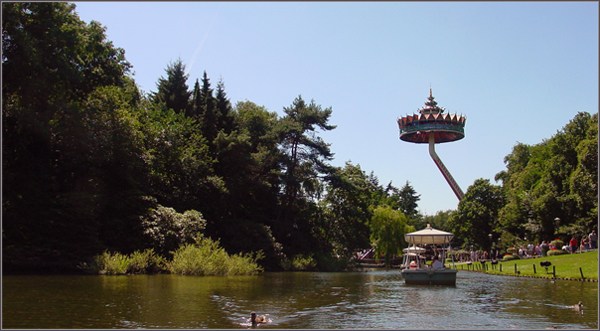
top-left (451, 230), bottom-right (597, 262)
top-left (566, 229), bottom-right (597, 254)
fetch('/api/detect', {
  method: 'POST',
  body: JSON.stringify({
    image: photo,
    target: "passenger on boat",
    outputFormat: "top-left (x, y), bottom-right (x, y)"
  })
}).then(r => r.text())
top-left (430, 256), bottom-right (444, 269)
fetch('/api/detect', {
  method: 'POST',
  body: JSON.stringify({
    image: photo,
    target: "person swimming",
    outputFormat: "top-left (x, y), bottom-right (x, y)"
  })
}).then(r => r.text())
top-left (251, 312), bottom-right (268, 325)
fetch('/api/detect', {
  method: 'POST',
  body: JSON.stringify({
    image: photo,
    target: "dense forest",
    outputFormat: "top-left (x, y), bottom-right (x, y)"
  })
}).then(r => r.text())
top-left (2, 3), bottom-right (597, 273)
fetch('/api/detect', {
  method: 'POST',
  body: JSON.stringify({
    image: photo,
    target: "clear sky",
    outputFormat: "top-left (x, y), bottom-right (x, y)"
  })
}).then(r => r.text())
top-left (73, 2), bottom-right (598, 215)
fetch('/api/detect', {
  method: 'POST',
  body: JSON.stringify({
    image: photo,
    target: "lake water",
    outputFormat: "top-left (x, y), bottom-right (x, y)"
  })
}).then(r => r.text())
top-left (2, 270), bottom-right (597, 329)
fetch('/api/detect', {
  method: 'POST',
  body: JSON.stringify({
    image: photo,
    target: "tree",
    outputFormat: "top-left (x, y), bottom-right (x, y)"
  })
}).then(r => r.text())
top-left (215, 77), bottom-right (236, 134)
top-left (370, 205), bottom-right (412, 267)
top-left (2, 2), bottom-right (136, 270)
top-left (448, 179), bottom-right (504, 250)
top-left (138, 99), bottom-right (223, 214)
top-left (398, 181), bottom-right (421, 219)
top-left (494, 112), bottom-right (598, 244)
top-left (275, 96), bottom-right (337, 255)
top-left (152, 59), bottom-right (191, 115)
top-left (321, 162), bottom-right (375, 255)
top-left (192, 71), bottom-right (218, 148)
top-left (422, 210), bottom-right (454, 232)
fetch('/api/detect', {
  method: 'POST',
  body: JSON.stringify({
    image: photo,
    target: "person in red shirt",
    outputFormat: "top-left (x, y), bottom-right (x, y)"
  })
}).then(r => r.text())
top-left (569, 237), bottom-right (578, 254)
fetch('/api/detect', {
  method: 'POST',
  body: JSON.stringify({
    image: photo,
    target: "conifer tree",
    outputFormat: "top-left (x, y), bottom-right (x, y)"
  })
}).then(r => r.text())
top-left (153, 59), bottom-right (191, 115)
top-left (193, 71), bottom-right (218, 148)
top-left (216, 77), bottom-right (236, 134)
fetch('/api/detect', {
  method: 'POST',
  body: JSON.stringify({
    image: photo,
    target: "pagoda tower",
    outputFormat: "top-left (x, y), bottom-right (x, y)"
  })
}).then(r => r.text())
top-left (397, 89), bottom-right (467, 200)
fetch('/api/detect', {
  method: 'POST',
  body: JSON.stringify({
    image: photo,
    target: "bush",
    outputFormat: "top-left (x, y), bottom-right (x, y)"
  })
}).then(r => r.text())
top-left (141, 206), bottom-right (207, 256)
top-left (315, 252), bottom-right (350, 272)
top-left (547, 249), bottom-right (569, 256)
top-left (503, 254), bottom-right (520, 261)
top-left (167, 237), bottom-right (263, 275)
top-left (128, 249), bottom-right (165, 274)
top-left (280, 254), bottom-right (317, 271)
top-left (506, 247), bottom-right (518, 255)
top-left (550, 239), bottom-right (564, 250)
top-left (226, 251), bottom-right (265, 275)
top-left (90, 251), bottom-right (130, 275)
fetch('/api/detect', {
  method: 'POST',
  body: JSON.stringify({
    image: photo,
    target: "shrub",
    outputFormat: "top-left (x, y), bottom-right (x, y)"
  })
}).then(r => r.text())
top-left (128, 249), bottom-right (166, 274)
top-left (315, 252), bottom-right (350, 272)
top-left (91, 251), bottom-right (130, 275)
top-left (141, 205), bottom-right (207, 256)
top-left (547, 249), bottom-right (569, 256)
top-left (506, 247), bottom-right (517, 255)
top-left (550, 239), bottom-right (564, 250)
top-left (280, 254), bottom-right (317, 271)
top-left (227, 251), bottom-right (265, 275)
top-left (503, 254), bottom-right (520, 261)
top-left (167, 237), bottom-right (263, 275)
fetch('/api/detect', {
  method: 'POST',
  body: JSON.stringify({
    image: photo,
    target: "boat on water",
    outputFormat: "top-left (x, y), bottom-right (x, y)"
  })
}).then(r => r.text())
top-left (400, 224), bottom-right (458, 286)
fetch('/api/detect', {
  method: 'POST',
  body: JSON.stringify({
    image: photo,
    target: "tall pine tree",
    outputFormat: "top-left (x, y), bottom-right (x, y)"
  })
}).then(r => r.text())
top-left (191, 71), bottom-right (218, 149)
top-left (152, 59), bottom-right (191, 115)
top-left (216, 77), bottom-right (236, 134)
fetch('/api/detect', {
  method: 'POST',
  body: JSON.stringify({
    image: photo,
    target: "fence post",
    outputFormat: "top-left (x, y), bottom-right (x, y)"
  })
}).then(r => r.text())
top-left (500, 264), bottom-right (502, 272)
top-left (552, 266), bottom-right (556, 278)
top-left (514, 263), bottom-right (517, 274)
top-left (533, 264), bottom-right (536, 274)
top-left (579, 267), bottom-right (585, 280)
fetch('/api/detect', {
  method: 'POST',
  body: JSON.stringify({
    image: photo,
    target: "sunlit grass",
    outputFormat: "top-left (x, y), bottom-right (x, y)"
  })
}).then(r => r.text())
top-left (453, 251), bottom-right (598, 280)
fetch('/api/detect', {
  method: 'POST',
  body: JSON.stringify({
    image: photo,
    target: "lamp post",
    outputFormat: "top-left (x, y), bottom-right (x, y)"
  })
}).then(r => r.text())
top-left (488, 233), bottom-right (493, 251)
top-left (554, 217), bottom-right (560, 236)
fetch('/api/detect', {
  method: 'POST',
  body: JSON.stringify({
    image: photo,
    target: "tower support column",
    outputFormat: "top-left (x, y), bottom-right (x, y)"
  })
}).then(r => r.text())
top-left (428, 132), bottom-right (465, 200)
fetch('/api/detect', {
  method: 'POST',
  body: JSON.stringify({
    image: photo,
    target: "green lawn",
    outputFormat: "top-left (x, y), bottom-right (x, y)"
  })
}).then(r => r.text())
top-left (452, 251), bottom-right (598, 281)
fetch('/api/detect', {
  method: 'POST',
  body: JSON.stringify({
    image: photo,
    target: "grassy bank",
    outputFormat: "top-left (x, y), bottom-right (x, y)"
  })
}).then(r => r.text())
top-left (452, 251), bottom-right (598, 281)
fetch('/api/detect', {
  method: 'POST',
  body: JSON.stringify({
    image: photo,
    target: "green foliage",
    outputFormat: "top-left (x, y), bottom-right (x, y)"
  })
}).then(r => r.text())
top-left (550, 239), bottom-right (564, 250)
top-left (320, 162), bottom-right (375, 255)
top-left (6, 0), bottom-right (594, 276)
top-left (2, 2), bottom-right (140, 265)
top-left (87, 249), bottom-right (165, 275)
top-left (280, 254), bottom-right (318, 271)
top-left (141, 205), bottom-right (207, 256)
top-left (90, 251), bottom-right (131, 275)
top-left (152, 58), bottom-right (191, 115)
top-left (370, 205), bottom-right (411, 266)
top-left (397, 181), bottom-right (421, 219)
top-left (495, 112), bottom-right (598, 243)
top-left (128, 249), bottom-right (165, 274)
top-left (449, 179), bottom-right (504, 249)
top-left (502, 254), bottom-right (520, 261)
top-left (547, 249), bottom-right (569, 256)
top-left (421, 210), bottom-right (453, 232)
top-left (167, 237), bottom-right (263, 275)
top-left (275, 96), bottom-right (337, 255)
top-left (314, 252), bottom-right (351, 272)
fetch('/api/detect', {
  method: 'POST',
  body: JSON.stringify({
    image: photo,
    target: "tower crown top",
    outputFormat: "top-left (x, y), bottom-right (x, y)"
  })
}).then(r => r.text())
top-left (419, 89), bottom-right (444, 114)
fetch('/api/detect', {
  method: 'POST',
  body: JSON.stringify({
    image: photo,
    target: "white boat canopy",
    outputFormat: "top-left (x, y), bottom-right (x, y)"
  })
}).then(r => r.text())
top-left (405, 224), bottom-right (454, 245)
top-left (402, 245), bottom-right (426, 253)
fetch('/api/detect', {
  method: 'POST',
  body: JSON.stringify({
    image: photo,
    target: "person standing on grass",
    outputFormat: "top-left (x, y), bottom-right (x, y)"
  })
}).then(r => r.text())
top-left (581, 236), bottom-right (589, 251)
top-left (541, 241), bottom-right (549, 256)
top-left (589, 230), bottom-right (597, 249)
top-left (569, 237), bottom-right (578, 254)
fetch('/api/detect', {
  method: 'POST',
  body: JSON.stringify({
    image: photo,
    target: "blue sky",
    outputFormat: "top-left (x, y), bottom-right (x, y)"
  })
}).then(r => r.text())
top-left (73, 2), bottom-right (598, 215)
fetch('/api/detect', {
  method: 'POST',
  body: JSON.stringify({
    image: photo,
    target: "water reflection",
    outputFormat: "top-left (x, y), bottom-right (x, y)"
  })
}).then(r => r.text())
top-left (2, 271), bottom-right (597, 329)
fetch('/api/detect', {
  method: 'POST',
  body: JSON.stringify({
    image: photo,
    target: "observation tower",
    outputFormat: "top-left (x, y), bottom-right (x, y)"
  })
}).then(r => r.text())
top-left (397, 89), bottom-right (467, 200)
